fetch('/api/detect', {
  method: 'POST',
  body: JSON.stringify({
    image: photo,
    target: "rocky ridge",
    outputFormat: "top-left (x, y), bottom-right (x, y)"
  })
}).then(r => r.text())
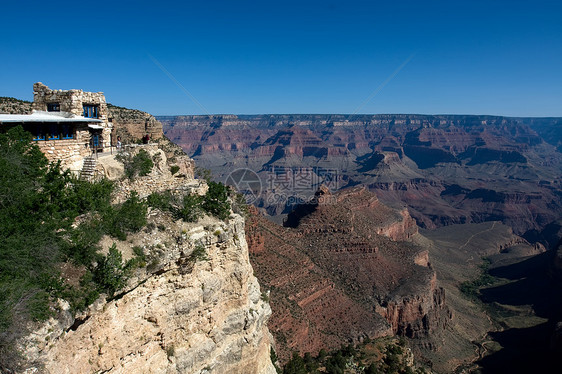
top-left (21, 210), bottom-right (276, 374)
top-left (4, 99), bottom-right (277, 373)
top-left (247, 186), bottom-right (450, 361)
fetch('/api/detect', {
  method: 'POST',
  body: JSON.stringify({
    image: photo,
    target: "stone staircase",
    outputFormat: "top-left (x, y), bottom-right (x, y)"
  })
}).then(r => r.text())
top-left (80, 156), bottom-right (97, 181)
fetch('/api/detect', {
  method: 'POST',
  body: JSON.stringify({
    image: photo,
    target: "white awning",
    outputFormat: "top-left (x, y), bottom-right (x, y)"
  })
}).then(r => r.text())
top-left (0, 111), bottom-right (104, 124)
top-left (88, 124), bottom-right (104, 130)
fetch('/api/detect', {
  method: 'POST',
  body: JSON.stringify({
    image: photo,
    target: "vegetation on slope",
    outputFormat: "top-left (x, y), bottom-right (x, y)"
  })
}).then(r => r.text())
top-left (0, 126), bottom-right (147, 369)
top-left (0, 126), bottom-right (234, 370)
top-left (280, 337), bottom-right (427, 374)
top-left (146, 180), bottom-right (231, 222)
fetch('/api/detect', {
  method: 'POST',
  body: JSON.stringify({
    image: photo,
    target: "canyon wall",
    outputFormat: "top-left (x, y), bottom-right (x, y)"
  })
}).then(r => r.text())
top-left (161, 114), bottom-right (562, 239)
top-left (247, 186), bottom-right (450, 360)
top-left (14, 137), bottom-right (276, 373)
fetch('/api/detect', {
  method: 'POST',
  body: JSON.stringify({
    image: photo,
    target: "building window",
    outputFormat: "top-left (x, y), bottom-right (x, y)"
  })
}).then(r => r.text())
top-left (47, 103), bottom-right (60, 112)
top-left (83, 105), bottom-right (99, 118)
top-left (62, 124), bottom-right (74, 139)
top-left (32, 128), bottom-right (45, 141)
top-left (47, 124), bottom-right (59, 140)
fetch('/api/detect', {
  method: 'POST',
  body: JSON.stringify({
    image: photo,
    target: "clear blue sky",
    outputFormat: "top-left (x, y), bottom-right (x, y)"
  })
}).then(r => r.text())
top-left (1, 0), bottom-right (561, 116)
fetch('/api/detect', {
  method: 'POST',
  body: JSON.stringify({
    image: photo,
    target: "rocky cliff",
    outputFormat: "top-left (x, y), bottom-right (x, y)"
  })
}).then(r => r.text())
top-left (0, 97), bottom-right (32, 114)
top-left (20, 211), bottom-right (276, 374)
top-left (13, 139), bottom-right (276, 373)
top-left (108, 104), bottom-right (163, 143)
top-left (247, 186), bottom-right (450, 361)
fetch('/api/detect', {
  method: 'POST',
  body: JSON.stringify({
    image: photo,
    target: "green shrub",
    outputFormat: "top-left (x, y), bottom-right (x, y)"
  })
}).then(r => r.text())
top-left (0, 127), bottom-right (151, 369)
top-left (93, 244), bottom-right (128, 297)
top-left (202, 181), bottom-right (231, 220)
top-left (189, 242), bottom-right (208, 262)
top-left (116, 149), bottom-right (154, 179)
top-left (170, 165), bottom-right (180, 175)
top-left (105, 192), bottom-right (147, 240)
top-left (147, 190), bottom-right (173, 211)
top-left (176, 194), bottom-right (202, 222)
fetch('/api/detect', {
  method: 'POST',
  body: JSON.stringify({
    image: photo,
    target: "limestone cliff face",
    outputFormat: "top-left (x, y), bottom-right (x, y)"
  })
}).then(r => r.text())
top-left (109, 104), bottom-right (163, 143)
top-left (21, 212), bottom-right (276, 374)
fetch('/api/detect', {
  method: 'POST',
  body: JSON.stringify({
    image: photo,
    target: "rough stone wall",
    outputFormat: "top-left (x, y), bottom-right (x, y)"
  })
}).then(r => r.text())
top-left (32, 82), bottom-right (109, 120)
top-left (30, 82), bottom-right (113, 162)
top-left (19, 212), bottom-right (277, 374)
top-left (35, 123), bottom-right (92, 172)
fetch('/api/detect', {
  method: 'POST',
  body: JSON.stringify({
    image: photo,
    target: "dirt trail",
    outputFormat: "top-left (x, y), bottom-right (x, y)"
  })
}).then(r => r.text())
top-left (459, 221), bottom-right (498, 251)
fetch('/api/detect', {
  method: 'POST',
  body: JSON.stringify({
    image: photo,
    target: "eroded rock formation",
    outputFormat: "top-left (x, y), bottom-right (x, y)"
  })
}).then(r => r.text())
top-left (20, 212), bottom-right (276, 374)
top-left (247, 186), bottom-right (450, 361)
top-left (161, 114), bottom-right (562, 239)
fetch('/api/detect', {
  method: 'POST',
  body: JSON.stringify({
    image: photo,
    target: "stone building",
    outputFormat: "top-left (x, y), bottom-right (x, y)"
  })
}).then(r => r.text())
top-left (0, 82), bottom-right (113, 171)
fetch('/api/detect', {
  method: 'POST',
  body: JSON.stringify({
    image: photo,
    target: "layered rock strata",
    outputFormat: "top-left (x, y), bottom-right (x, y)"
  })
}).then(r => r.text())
top-left (247, 186), bottom-right (450, 360)
top-left (21, 213), bottom-right (276, 374)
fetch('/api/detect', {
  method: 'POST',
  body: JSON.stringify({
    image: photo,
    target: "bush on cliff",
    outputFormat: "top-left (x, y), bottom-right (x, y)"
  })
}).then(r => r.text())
top-left (93, 244), bottom-right (128, 297)
top-left (201, 181), bottom-right (231, 220)
top-left (105, 192), bottom-right (148, 240)
top-left (147, 182), bottom-right (232, 222)
top-left (0, 126), bottom-right (149, 370)
top-left (116, 149), bottom-right (154, 179)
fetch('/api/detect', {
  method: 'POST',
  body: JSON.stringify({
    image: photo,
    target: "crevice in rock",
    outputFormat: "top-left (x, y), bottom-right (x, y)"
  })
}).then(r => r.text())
top-left (67, 316), bottom-right (89, 332)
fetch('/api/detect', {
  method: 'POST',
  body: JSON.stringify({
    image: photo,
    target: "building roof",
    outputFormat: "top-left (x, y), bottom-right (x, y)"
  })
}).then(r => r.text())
top-left (0, 111), bottom-right (103, 124)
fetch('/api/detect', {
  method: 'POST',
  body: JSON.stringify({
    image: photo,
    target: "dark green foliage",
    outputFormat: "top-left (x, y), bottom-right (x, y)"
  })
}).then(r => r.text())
top-left (201, 181), bottom-right (231, 220)
top-left (189, 242), bottom-right (208, 262)
top-left (281, 338), bottom-right (423, 374)
top-left (283, 352), bottom-right (307, 374)
top-left (128, 246), bottom-right (147, 269)
top-left (170, 165), bottom-right (180, 175)
top-left (68, 178), bottom-right (114, 214)
top-left (460, 257), bottom-right (496, 299)
top-left (147, 190), bottom-right (173, 211)
top-left (105, 192), bottom-right (147, 240)
top-left (116, 149), bottom-right (154, 179)
top-left (232, 192), bottom-right (249, 217)
top-left (147, 190), bottom-right (203, 222)
top-left (0, 127), bottom-right (64, 330)
top-left (57, 270), bottom-right (100, 313)
top-left (64, 218), bottom-right (105, 266)
top-left (365, 363), bottom-right (380, 374)
top-left (0, 127), bottom-right (149, 370)
top-left (271, 347), bottom-right (282, 373)
top-left (147, 185), bottom-right (232, 222)
top-left (93, 244), bottom-right (127, 297)
top-left (178, 194), bottom-right (202, 222)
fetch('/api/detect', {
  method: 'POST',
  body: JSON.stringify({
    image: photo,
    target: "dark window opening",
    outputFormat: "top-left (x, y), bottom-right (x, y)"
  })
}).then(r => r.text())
top-left (83, 105), bottom-right (99, 118)
top-left (25, 123), bottom-right (75, 141)
top-left (47, 124), bottom-right (59, 140)
top-left (47, 103), bottom-right (60, 112)
top-left (62, 124), bottom-right (73, 139)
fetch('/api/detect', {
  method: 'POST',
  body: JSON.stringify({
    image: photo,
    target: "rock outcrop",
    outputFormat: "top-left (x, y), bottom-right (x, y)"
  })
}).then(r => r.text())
top-left (247, 186), bottom-right (450, 361)
top-left (20, 211), bottom-right (276, 374)
top-left (109, 104), bottom-right (163, 143)
top-left (14, 133), bottom-right (276, 373)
